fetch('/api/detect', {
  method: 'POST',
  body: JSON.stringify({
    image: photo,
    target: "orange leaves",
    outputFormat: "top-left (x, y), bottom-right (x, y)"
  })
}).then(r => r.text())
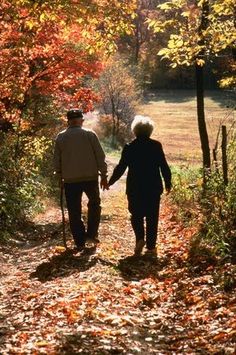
top-left (185, 294), bottom-right (203, 306)
top-left (0, 1), bottom-right (104, 122)
top-left (24, 292), bottom-right (40, 301)
top-left (1, 191), bottom-right (236, 354)
top-left (62, 305), bottom-right (78, 324)
top-left (123, 285), bottom-right (134, 295)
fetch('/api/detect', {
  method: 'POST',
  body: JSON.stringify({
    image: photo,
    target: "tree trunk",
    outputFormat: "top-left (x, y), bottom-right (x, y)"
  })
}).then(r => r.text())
top-left (195, 63), bottom-right (211, 173)
top-left (195, 0), bottom-right (211, 178)
top-left (111, 114), bottom-right (116, 147)
top-left (111, 97), bottom-right (116, 147)
top-left (134, 21), bottom-right (140, 63)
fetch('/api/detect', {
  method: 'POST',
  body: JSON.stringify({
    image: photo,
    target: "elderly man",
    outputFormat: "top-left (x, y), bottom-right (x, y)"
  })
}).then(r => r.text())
top-left (54, 109), bottom-right (108, 250)
top-left (109, 115), bottom-right (171, 256)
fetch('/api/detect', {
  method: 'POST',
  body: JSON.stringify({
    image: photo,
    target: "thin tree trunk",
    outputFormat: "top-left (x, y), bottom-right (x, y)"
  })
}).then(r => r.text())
top-left (111, 114), bottom-right (116, 147)
top-left (110, 97), bottom-right (116, 147)
top-left (195, 63), bottom-right (211, 173)
top-left (134, 21), bottom-right (140, 63)
top-left (195, 0), bottom-right (211, 179)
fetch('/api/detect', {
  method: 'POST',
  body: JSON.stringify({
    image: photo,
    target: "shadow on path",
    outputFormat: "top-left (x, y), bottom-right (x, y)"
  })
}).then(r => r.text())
top-left (117, 254), bottom-right (170, 281)
top-left (30, 246), bottom-right (97, 282)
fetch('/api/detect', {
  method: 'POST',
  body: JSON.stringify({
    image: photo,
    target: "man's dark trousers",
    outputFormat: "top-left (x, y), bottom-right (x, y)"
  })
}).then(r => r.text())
top-left (64, 180), bottom-right (101, 247)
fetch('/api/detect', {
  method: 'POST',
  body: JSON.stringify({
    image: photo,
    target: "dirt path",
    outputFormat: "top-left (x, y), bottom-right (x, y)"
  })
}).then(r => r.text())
top-left (1, 179), bottom-right (235, 354)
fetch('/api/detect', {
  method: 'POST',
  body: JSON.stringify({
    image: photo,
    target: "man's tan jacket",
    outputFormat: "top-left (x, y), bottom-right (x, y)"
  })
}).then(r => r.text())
top-left (54, 126), bottom-right (107, 182)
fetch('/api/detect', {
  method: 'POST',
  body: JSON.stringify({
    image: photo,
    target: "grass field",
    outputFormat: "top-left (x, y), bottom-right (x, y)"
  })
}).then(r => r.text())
top-left (138, 90), bottom-right (235, 165)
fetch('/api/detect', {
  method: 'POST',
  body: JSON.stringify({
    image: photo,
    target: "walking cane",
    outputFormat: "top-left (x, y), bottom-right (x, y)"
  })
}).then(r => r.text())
top-left (60, 179), bottom-right (68, 249)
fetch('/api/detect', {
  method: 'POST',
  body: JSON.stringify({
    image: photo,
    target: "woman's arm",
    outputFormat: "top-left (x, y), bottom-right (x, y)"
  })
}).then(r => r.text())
top-left (159, 144), bottom-right (172, 191)
top-left (109, 145), bottom-right (129, 186)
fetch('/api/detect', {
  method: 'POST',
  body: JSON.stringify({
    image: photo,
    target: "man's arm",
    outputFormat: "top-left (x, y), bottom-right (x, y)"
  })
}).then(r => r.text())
top-left (89, 132), bottom-right (109, 190)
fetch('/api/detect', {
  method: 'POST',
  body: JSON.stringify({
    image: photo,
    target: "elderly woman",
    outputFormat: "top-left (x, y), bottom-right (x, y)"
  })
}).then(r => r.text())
top-left (108, 115), bottom-right (171, 256)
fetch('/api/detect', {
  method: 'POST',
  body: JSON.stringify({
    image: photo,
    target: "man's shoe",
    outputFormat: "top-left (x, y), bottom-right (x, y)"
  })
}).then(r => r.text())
top-left (134, 239), bottom-right (145, 255)
top-left (74, 245), bottom-right (85, 253)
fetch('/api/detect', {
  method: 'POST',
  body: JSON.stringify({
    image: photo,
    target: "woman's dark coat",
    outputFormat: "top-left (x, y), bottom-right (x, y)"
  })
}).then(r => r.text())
top-left (109, 137), bottom-right (171, 213)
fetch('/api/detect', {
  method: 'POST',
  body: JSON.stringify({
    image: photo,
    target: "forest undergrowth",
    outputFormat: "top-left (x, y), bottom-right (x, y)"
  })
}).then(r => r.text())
top-left (0, 176), bottom-right (235, 354)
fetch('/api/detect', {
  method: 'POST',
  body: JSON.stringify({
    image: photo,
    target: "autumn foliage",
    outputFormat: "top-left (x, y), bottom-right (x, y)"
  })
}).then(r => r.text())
top-left (0, 0), bottom-right (138, 232)
top-left (0, 1), bottom-right (101, 125)
top-left (0, 1), bottom-right (236, 352)
top-left (0, 0), bottom-right (137, 125)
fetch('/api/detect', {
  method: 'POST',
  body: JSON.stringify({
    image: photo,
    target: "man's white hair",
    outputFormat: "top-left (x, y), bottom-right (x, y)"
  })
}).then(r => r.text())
top-left (131, 115), bottom-right (154, 137)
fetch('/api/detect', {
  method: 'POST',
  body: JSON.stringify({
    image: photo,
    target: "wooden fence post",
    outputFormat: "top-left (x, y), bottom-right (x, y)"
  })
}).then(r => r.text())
top-left (221, 125), bottom-right (228, 185)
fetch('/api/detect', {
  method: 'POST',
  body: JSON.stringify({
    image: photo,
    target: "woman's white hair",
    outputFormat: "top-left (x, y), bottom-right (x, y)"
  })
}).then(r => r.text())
top-left (131, 115), bottom-right (154, 137)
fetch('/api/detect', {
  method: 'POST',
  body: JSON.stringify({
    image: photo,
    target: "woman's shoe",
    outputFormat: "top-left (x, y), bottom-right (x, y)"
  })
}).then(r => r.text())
top-left (145, 248), bottom-right (157, 256)
top-left (86, 237), bottom-right (100, 245)
top-left (134, 239), bottom-right (145, 255)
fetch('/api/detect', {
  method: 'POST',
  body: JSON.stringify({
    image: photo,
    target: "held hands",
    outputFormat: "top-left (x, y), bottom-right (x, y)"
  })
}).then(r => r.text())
top-left (100, 177), bottom-right (110, 191)
top-left (166, 186), bottom-right (171, 194)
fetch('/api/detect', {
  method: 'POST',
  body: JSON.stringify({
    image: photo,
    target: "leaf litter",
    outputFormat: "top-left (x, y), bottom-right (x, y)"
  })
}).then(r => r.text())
top-left (0, 182), bottom-right (235, 354)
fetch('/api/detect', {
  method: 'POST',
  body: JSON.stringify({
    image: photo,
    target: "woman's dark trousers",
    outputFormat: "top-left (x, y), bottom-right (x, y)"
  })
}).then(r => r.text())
top-left (128, 194), bottom-right (161, 250)
top-left (64, 180), bottom-right (101, 247)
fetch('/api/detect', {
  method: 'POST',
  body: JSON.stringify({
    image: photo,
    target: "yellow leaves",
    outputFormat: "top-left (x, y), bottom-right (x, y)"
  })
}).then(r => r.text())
top-left (25, 20), bottom-right (35, 30)
top-left (158, 2), bottom-right (174, 11)
top-left (219, 76), bottom-right (236, 89)
top-left (39, 13), bottom-right (46, 22)
top-left (125, 28), bottom-right (133, 35)
top-left (169, 59), bottom-right (178, 67)
top-left (147, 19), bottom-right (158, 29)
top-left (76, 17), bottom-right (84, 24)
top-left (35, 340), bottom-right (50, 347)
top-left (197, 178), bottom-right (203, 187)
top-left (54, 245), bottom-right (66, 253)
top-left (147, 19), bottom-right (176, 34)
top-left (157, 48), bottom-right (168, 56)
top-left (153, 0), bottom-right (235, 68)
top-left (158, 34), bottom-right (190, 66)
top-left (196, 58), bottom-right (205, 66)
top-left (181, 11), bottom-right (190, 17)
top-left (147, 20), bottom-right (163, 33)
top-left (197, 0), bottom-right (206, 6)
top-left (168, 38), bottom-right (183, 49)
top-left (165, 35), bottom-right (184, 53)
top-left (212, 1), bottom-right (235, 16)
top-left (88, 47), bottom-right (95, 55)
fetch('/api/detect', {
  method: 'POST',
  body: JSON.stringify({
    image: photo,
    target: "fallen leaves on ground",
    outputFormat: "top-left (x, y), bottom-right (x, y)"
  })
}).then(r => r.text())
top-left (0, 189), bottom-right (235, 354)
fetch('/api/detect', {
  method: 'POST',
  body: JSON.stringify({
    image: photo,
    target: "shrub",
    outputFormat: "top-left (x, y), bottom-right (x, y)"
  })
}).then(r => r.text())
top-left (170, 165), bottom-right (202, 225)
top-left (95, 55), bottom-right (140, 147)
top-left (96, 114), bottom-right (133, 148)
top-left (170, 137), bottom-right (236, 263)
top-left (0, 132), bottom-right (52, 240)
